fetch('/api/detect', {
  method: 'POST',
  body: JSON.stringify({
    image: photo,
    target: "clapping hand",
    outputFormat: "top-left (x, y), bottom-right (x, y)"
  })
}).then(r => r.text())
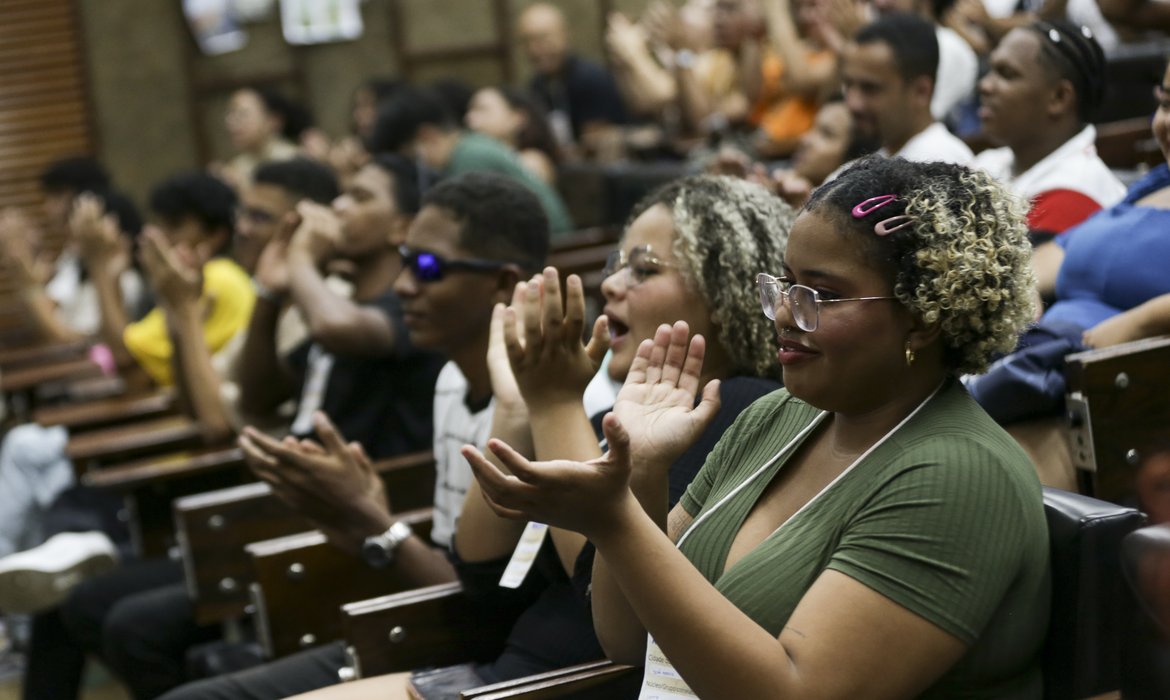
top-left (240, 412), bottom-right (392, 556)
top-left (289, 201), bottom-right (344, 267)
top-left (503, 268), bottom-right (610, 412)
top-left (0, 207), bottom-right (49, 287)
top-left (463, 321), bottom-right (720, 538)
top-left (71, 193), bottom-right (126, 274)
top-left (139, 226), bottom-right (203, 308)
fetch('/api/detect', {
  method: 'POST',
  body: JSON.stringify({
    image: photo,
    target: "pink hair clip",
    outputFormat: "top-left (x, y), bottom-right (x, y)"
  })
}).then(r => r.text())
top-left (852, 194), bottom-right (898, 217)
top-left (874, 215), bottom-right (914, 235)
top-left (853, 195), bottom-right (913, 236)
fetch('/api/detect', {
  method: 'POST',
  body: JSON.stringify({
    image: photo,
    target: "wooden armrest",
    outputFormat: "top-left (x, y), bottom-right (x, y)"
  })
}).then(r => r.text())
top-left (247, 509), bottom-right (434, 659)
top-left (461, 662), bottom-right (639, 700)
top-left (35, 389), bottom-right (177, 433)
top-left (1065, 335), bottom-right (1170, 502)
top-left (0, 339), bottom-right (90, 369)
top-left (66, 415), bottom-right (207, 468)
top-left (546, 244), bottom-right (618, 280)
top-left (175, 482), bottom-right (315, 625)
top-left (341, 582), bottom-right (508, 679)
top-left (0, 356), bottom-right (101, 393)
top-left (82, 446), bottom-right (246, 491)
top-left (548, 227), bottom-right (621, 253)
top-left (175, 450), bottom-right (435, 626)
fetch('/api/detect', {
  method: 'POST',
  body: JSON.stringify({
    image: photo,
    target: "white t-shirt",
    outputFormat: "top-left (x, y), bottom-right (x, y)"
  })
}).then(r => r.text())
top-left (881, 121), bottom-right (975, 165)
top-left (972, 125), bottom-right (1126, 209)
top-left (933, 26), bottom-right (978, 121)
top-left (430, 361), bottom-right (495, 550)
top-left (45, 251), bottom-right (147, 337)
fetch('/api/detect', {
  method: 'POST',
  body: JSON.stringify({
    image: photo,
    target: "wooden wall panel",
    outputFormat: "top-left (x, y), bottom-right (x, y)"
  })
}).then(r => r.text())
top-left (0, 0), bottom-right (94, 237)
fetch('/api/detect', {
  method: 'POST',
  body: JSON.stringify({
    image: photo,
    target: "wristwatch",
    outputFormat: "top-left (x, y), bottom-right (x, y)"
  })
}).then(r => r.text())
top-left (361, 520), bottom-right (413, 569)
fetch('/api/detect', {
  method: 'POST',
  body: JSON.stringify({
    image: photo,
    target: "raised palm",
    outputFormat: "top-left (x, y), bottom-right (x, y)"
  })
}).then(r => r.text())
top-left (610, 321), bottom-right (721, 471)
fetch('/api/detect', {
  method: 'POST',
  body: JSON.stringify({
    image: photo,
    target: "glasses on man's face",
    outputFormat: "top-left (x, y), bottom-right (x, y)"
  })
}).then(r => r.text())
top-left (398, 246), bottom-right (516, 282)
top-left (603, 246), bottom-right (678, 288)
top-left (756, 273), bottom-right (897, 332)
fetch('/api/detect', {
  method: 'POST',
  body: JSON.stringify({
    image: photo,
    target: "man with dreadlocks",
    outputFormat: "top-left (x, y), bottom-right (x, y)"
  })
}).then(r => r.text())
top-left (973, 20), bottom-right (1125, 239)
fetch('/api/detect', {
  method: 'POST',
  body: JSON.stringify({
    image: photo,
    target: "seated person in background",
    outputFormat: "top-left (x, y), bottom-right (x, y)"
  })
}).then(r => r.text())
top-left (0, 158), bottom-right (147, 344)
top-left (873, 0), bottom-right (979, 121)
top-left (238, 153), bottom-right (444, 458)
top-left (369, 87), bottom-right (573, 235)
top-left (967, 66), bottom-right (1170, 426)
top-left (218, 87), bottom-right (305, 190)
top-left (518, 3), bottom-right (628, 155)
top-left (157, 172), bottom-right (551, 700)
top-left (72, 155), bottom-right (444, 700)
top-left (0, 173), bottom-right (256, 700)
top-left (0, 172), bottom-right (251, 566)
top-left (972, 21), bottom-right (1124, 237)
top-left (750, 0), bottom-right (839, 158)
top-left (466, 86), bottom-right (561, 185)
top-left (466, 156), bottom-right (1049, 700)
top-left (838, 13), bottom-right (974, 171)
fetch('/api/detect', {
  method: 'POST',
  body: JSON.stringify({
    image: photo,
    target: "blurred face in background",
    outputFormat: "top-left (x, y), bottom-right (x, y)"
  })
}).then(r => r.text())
top-left (226, 89), bottom-right (280, 153)
top-left (842, 40), bottom-right (917, 146)
top-left (466, 88), bottom-right (526, 146)
top-left (713, 0), bottom-right (763, 49)
top-left (518, 5), bottom-right (569, 77)
top-left (792, 102), bottom-right (853, 184)
top-left (1154, 62), bottom-right (1170, 163)
top-left (351, 87), bottom-right (380, 142)
top-left (235, 182), bottom-right (292, 273)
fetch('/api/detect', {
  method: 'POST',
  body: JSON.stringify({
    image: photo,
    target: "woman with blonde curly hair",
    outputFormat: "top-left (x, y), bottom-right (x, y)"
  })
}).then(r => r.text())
top-left (463, 156), bottom-right (1049, 700)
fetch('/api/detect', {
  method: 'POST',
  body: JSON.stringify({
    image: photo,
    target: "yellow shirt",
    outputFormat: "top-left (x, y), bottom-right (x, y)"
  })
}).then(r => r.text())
top-left (124, 258), bottom-right (256, 386)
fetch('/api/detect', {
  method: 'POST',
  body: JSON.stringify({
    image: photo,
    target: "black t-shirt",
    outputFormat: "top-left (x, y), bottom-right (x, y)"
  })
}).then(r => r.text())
top-left (451, 375), bottom-right (782, 682)
top-left (287, 289), bottom-right (446, 460)
top-left (529, 53), bottom-right (628, 140)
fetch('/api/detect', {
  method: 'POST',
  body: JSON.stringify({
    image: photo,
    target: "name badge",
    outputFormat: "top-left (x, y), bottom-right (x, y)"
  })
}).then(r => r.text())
top-left (638, 634), bottom-right (697, 699)
top-left (498, 522), bottom-right (548, 589)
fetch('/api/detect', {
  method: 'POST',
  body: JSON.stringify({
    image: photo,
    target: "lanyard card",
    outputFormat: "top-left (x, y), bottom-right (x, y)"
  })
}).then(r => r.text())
top-left (638, 634), bottom-right (697, 699)
top-left (498, 522), bottom-right (549, 589)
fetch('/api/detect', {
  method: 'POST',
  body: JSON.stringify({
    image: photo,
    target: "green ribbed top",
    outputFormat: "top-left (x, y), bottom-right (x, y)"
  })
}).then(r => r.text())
top-left (678, 380), bottom-right (1050, 699)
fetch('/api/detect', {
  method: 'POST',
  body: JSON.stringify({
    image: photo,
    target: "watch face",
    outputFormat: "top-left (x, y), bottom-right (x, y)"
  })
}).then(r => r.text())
top-left (362, 538), bottom-right (391, 569)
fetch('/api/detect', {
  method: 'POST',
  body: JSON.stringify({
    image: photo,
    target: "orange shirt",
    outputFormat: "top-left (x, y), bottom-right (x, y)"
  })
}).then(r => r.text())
top-left (750, 48), bottom-right (833, 144)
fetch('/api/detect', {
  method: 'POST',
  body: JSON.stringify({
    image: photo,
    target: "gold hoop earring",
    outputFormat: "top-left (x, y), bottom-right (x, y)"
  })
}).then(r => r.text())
top-left (905, 345), bottom-right (915, 368)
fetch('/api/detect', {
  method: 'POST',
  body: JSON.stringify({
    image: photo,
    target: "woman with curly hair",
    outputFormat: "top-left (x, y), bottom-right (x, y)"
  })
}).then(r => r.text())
top-left (463, 156), bottom-right (1049, 700)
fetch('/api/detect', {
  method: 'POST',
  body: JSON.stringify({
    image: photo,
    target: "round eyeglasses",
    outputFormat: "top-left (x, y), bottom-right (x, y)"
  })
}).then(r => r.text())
top-left (602, 246), bottom-right (678, 288)
top-left (756, 273), bottom-right (897, 332)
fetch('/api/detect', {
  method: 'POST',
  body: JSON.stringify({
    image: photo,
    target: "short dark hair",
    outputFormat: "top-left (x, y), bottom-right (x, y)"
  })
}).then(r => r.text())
top-left (855, 13), bottom-right (939, 85)
top-left (1026, 20), bottom-right (1106, 123)
top-left (421, 173), bottom-right (549, 272)
top-left (254, 158), bottom-right (339, 205)
top-left (95, 190), bottom-right (143, 238)
top-left (367, 87), bottom-right (457, 154)
top-left (369, 153), bottom-right (421, 215)
top-left (41, 157), bottom-right (110, 195)
top-left (252, 86), bottom-right (314, 142)
top-left (428, 78), bottom-right (476, 123)
top-left (149, 172), bottom-right (238, 235)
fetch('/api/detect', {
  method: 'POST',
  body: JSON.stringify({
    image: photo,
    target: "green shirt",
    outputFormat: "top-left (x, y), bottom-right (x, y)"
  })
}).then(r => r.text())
top-left (447, 132), bottom-right (574, 235)
top-left (679, 381), bottom-right (1050, 699)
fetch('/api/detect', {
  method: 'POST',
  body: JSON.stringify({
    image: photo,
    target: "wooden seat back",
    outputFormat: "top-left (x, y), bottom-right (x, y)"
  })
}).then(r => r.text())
top-left (340, 582), bottom-right (509, 679)
top-left (247, 509), bottom-right (434, 659)
top-left (1095, 118), bottom-right (1163, 170)
top-left (35, 389), bottom-right (177, 433)
top-left (1065, 336), bottom-right (1170, 504)
top-left (175, 450), bottom-right (436, 626)
top-left (461, 662), bottom-right (640, 700)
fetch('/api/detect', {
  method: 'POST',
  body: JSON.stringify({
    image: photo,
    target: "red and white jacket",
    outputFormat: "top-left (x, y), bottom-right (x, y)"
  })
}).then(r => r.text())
top-left (973, 125), bottom-right (1127, 234)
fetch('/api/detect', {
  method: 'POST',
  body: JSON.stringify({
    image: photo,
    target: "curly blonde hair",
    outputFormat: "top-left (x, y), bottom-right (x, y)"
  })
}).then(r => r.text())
top-left (807, 157), bottom-right (1037, 375)
top-left (628, 175), bottom-right (794, 381)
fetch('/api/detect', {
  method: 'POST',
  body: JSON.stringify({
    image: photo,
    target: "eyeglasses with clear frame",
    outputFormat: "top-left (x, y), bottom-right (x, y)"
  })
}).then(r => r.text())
top-left (756, 273), bottom-right (897, 332)
top-left (602, 246), bottom-right (679, 288)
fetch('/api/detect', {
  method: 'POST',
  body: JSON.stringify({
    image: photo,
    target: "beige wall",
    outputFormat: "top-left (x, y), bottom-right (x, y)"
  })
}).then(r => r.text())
top-left (78, 0), bottom-right (661, 207)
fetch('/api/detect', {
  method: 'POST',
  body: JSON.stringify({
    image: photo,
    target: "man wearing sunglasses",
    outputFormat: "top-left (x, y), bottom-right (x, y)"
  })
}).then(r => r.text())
top-left (157, 172), bottom-right (551, 700)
